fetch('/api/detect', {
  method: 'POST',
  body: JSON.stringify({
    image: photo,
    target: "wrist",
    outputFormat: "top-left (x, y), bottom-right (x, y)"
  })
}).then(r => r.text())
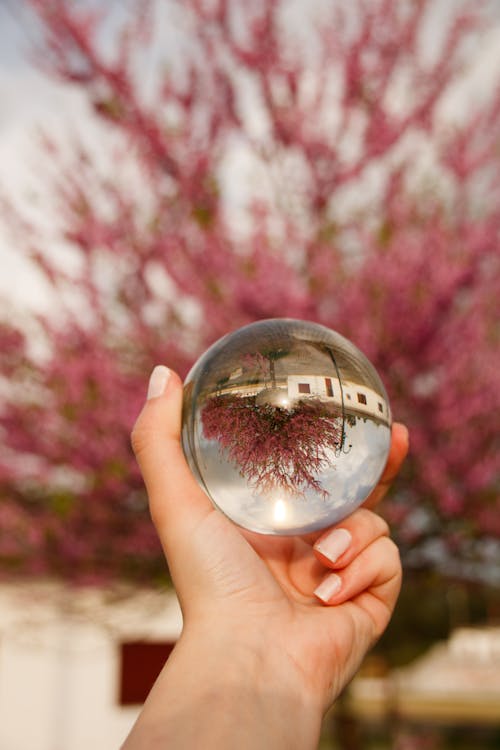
top-left (124, 624), bottom-right (323, 750)
top-left (180, 624), bottom-right (323, 745)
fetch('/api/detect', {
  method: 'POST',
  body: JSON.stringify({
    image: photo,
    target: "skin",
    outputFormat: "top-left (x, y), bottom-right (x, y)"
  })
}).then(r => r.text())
top-left (122, 366), bottom-right (409, 750)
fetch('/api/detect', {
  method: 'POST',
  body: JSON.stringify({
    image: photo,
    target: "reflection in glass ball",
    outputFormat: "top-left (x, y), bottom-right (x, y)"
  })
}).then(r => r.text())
top-left (182, 319), bottom-right (392, 535)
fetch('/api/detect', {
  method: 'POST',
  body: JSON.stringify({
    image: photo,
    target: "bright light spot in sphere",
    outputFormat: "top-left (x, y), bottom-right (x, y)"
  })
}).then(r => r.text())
top-left (273, 499), bottom-right (287, 524)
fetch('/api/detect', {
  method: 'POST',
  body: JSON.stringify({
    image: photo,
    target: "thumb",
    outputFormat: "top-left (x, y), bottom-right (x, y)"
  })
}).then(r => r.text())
top-left (131, 365), bottom-right (213, 548)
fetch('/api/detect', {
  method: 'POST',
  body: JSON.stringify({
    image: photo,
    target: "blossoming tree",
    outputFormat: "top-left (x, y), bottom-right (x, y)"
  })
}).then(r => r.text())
top-left (0, 0), bottom-right (499, 583)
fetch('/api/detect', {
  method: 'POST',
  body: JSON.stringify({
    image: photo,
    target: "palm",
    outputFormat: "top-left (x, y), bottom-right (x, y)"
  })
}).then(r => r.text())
top-left (234, 527), bottom-right (377, 704)
top-left (244, 532), bottom-right (324, 601)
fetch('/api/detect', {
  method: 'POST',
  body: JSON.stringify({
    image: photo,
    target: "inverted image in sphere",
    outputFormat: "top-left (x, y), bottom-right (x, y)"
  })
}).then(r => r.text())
top-left (182, 319), bottom-right (392, 535)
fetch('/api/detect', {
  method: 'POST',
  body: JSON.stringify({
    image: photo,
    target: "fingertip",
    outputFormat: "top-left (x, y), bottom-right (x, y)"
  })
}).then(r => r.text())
top-left (362, 423), bottom-right (409, 509)
top-left (314, 573), bottom-right (342, 604)
top-left (146, 365), bottom-right (184, 402)
top-left (392, 422), bottom-right (409, 456)
top-left (131, 365), bottom-right (184, 460)
top-left (376, 422), bottom-right (409, 487)
top-left (147, 365), bottom-right (171, 400)
top-left (313, 527), bottom-right (352, 565)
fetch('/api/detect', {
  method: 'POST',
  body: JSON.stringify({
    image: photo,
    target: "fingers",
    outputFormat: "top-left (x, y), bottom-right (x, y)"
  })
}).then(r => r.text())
top-left (313, 507), bottom-right (389, 570)
top-left (309, 422), bottom-right (407, 602)
top-left (131, 366), bottom-right (213, 545)
top-left (363, 422), bottom-right (409, 510)
top-left (314, 535), bottom-right (402, 636)
top-left (312, 508), bottom-right (402, 636)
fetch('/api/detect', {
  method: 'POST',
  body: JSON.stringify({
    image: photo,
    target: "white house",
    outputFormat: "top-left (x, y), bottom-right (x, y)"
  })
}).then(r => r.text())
top-left (0, 581), bottom-right (182, 750)
top-left (286, 375), bottom-right (391, 426)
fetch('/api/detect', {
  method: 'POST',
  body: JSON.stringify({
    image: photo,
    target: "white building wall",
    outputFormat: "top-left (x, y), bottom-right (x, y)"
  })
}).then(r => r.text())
top-left (287, 375), bottom-right (390, 425)
top-left (0, 583), bottom-right (182, 750)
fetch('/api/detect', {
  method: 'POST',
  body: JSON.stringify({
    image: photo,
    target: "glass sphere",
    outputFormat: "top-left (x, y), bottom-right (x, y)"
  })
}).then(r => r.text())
top-left (182, 319), bottom-right (392, 535)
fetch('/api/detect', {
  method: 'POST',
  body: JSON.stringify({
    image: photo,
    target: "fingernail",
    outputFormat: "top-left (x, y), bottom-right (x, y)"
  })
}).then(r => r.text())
top-left (314, 528), bottom-right (352, 563)
top-left (147, 366), bottom-right (170, 400)
top-left (314, 573), bottom-right (342, 603)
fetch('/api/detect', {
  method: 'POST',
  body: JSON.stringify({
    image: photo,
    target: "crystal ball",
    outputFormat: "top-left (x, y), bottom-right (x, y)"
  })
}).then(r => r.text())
top-left (182, 319), bottom-right (392, 535)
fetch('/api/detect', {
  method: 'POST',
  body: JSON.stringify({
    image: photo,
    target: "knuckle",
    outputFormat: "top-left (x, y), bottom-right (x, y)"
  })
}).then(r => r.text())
top-left (384, 538), bottom-right (403, 576)
top-left (350, 507), bottom-right (373, 526)
top-left (355, 507), bottom-right (390, 537)
top-left (371, 611), bottom-right (391, 643)
top-left (379, 535), bottom-right (400, 558)
top-left (130, 417), bottom-right (152, 459)
top-left (376, 515), bottom-right (390, 538)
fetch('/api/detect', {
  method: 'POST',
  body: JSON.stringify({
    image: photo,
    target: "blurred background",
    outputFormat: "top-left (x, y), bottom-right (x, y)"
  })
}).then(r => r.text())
top-left (0, 0), bottom-right (499, 748)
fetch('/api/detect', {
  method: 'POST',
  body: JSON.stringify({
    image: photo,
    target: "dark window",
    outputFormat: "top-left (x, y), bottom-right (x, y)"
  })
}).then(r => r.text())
top-left (118, 641), bottom-right (176, 705)
top-left (346, 393), bottom-right (352, 400)
top-left (324, 378), bottom-right (333, 397)
top-left (357, 392), bottom-right (367, 405)
top-left (378, 402), bottom-right (383, 413)
top-left (298, 383), bottom-right (311, 394)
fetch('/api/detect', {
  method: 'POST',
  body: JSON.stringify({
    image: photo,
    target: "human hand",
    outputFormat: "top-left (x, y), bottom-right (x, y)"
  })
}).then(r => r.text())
top-left (126, 365), bottom-right (408, 749)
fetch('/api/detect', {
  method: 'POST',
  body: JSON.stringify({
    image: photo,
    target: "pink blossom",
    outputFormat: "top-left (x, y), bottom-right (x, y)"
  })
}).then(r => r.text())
top-left (0, 0), bottom-right (498, 582)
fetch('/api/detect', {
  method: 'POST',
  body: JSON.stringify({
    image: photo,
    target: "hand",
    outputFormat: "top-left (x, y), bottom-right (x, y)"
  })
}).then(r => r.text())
top-left (124, 365), bottom-right (409, 750)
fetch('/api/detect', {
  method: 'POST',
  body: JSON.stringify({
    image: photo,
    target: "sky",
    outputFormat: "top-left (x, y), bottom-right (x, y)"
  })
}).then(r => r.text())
top-left (0, 2), bottom-right (90, 308)
top-left (1, 0), bottom-right (500, 312)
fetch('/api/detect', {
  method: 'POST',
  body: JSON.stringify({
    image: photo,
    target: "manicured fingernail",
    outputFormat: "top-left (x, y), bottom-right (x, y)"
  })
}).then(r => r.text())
top-left (314, 573), bottom-right (342, 603)
top-left (147, 366), bottom-right (170, 400)
top-left (314, 528), bottom-right (352, 563)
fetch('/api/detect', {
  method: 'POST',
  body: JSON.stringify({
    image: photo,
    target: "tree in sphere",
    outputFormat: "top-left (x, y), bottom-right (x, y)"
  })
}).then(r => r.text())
top-left (201, 393), bottom-right (342, 498)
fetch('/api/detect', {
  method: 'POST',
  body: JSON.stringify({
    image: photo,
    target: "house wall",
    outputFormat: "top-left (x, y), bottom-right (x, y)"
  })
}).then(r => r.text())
top-left (0, 583), bottom-right (182, 750)
top-left (287, 375), bottom-right (391, 425)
